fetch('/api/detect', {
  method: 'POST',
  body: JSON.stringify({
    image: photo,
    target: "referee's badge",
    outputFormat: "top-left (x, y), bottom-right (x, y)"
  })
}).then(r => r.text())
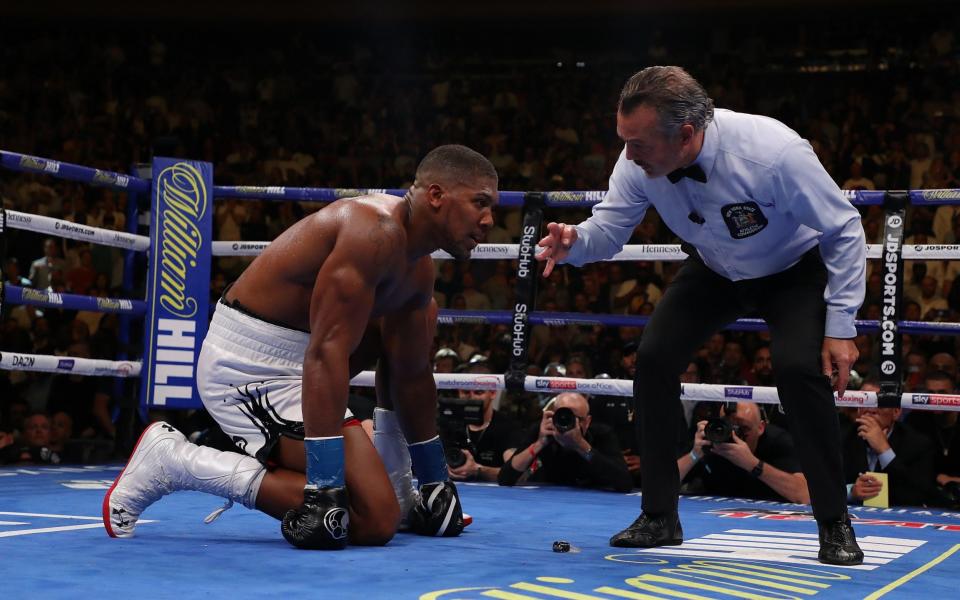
top-left (721, 201), bottom-right (768, 239)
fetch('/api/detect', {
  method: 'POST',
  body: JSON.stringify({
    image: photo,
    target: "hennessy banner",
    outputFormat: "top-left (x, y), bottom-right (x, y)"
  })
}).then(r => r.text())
top-left (141, 158), bottom-right (212, 408)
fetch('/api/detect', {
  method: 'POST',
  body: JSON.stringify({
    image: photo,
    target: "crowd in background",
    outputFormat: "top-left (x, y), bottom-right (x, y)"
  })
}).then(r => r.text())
top-left (2, 13), bottom-right (960, 507)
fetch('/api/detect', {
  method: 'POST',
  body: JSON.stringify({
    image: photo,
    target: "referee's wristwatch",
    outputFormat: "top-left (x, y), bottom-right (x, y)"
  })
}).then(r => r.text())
top-left (750, 460), bottom-right (765, 478)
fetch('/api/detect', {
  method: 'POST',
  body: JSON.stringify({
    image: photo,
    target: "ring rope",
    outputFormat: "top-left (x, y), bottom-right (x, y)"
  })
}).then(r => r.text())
top-left (211, 241), bottom-right (960, 261)
top-left (3, 283), bottom-right (147, 315)
top-left (3, 149), bottom-right (958, 211)
top-left (3, 209), bottom-right (150, 251)
top-left (208, 183), bottom-right (960, 208)
top-left (0, 351), bottom-right (140, 377)
top-left (1, 354), bottom-right (956, 411)
top-left (346, 371), bottom-right (960, 412)
top-left (0, 150), bottom-right (150, 194)
top-left (434, 309), bottom-right (960, 336)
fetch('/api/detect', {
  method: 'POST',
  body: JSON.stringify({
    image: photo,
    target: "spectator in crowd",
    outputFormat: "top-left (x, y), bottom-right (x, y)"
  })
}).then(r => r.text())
top-left (499, 392), bottom-right (632, 492)
top-left (459, 272), bottom-right (491, 310)
top-left (918, 276), bottom-right (949, 319)
top-left (617, 340), bottom-right (638, 380)
top-left (433, 347), bottom-right (461, 374)
top-left (48, 410), bottom-right (83, 463)
top-left (65, 247), bottom-right (98, 295)
top-left (840, 404), bottom-right (936, 507)
top-left (747, 345), bottom-right (774, 387)
top-left (906, 371), bottom-right (960, 507)
top-left (565, 354), bottom-right (593, 380)
top-left (928, 353), bottom-right (958, 383)
top-left (47, 343), bottom-right (103, 438)
top-left (1, 412), bottom-right (60, 464)
top-left (28, 238), bottom-right (66, 289)
top-left (842, 161), bottom-right (875, 191)
top-left (0, 428), bottom-right (14, 459)
top-left (2, 257), bottom-right (31, 286)
top-left (716, 340), bottom-right (750, 385)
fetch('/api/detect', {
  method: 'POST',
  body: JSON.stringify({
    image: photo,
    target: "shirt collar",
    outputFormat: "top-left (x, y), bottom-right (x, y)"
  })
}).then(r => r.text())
top-left (694, 118), bottom-right (719, 181)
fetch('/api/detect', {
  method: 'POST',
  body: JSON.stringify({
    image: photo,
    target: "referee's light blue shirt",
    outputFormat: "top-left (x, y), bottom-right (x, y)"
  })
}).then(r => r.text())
top-left (564, 109), bottom-right (866, 339)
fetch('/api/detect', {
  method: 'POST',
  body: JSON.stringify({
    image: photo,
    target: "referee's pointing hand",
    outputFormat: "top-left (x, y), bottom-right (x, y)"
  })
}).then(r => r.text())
top-left (536, 222), bottom-right (578, 278)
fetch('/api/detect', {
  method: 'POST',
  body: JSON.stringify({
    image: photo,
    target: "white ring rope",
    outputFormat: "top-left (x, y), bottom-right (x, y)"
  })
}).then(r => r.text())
top-left (348, 371), bottom-right (960, 412)
top-left (4, 209), bottom-right (150, 251)
top-left (1, 352), bottom-right (951, 412)
top-left (0, 351), bottom-right (140, 377)
top-left (212, 241), bottom-right (960, 261)
top-left (7, 207), bottom-right (957, 410)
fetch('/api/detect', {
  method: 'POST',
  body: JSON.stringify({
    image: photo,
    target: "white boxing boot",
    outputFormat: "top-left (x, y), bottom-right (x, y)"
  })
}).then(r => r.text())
top-left (103, 421), bottom-right (266, 538)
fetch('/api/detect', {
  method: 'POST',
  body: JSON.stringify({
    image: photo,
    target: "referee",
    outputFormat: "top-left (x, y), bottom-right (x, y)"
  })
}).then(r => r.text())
top-left (536, 66), bottom-right (865, 565)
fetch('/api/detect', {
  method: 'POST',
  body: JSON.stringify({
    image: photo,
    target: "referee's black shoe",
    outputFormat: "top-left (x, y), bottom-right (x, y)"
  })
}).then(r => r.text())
top-left (609, 511), bottom-right (683, 548)
top-left (818, 516), bottom-right (864, 566)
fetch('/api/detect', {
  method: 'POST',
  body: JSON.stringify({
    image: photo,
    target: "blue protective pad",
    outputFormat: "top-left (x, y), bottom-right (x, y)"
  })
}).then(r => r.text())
top-left (407, 436), bottom-right (448, 485)
top-left (304, 436), bottom-right (344, 488)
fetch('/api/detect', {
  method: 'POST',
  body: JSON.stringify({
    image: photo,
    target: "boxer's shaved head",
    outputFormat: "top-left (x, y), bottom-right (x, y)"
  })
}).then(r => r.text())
top-left (414, 144), bottom-right (497, 188)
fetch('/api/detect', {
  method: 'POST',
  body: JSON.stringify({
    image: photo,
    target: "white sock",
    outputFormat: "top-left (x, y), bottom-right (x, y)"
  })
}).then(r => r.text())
top-left (373, 408), bottom-right (419, 517)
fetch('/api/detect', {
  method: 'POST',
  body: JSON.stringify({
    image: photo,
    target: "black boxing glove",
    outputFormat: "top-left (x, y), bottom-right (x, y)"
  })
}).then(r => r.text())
top-left (281, 486), bottom-right (350, 550)
top-left (408, 481), bottom-right (464, 537)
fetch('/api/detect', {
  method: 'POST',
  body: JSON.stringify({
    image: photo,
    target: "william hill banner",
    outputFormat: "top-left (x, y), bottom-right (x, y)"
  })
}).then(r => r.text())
top-left (141, 158), bottom-right (212, 408)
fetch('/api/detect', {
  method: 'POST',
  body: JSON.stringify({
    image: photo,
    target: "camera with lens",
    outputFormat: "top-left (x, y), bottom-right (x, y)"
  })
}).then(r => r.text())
top-left (703, 418), bottom-right (744, 444)
top-left (703, 402), bottom-right (743, 444)
top-left (437, 396), bottom-right (484, 468)
top-left (551, 406), bottom-right (579, 434)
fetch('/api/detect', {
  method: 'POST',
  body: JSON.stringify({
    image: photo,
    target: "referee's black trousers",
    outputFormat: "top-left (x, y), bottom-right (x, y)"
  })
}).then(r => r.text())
top-left (635, 248), bottom-right (847, 523)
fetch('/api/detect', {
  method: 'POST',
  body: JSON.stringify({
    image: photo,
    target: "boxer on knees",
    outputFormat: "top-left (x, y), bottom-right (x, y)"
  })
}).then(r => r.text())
top-left (104, 145), bottom-right (497, 549)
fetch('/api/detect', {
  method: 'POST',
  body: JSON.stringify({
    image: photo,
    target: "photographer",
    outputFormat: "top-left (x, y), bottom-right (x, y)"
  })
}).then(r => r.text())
top-left (498, 392), bottom-right (633, 492)
top-left (679, 402), bottom-right (810, 504)
top-left (444, 362), bottom-right (524, 483)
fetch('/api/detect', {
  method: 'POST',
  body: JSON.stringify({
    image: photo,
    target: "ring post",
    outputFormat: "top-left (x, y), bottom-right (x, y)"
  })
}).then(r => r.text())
top-left (505, 191), bottom-right (544, 393)
top-left (878, 191), bottom-right (908, 409)
top-left (139, 157), bottom-right (213, 410)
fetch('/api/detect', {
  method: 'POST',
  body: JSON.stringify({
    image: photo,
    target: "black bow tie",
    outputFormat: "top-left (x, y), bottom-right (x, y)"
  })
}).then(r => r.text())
top-left (667, 164), bottom-right (707, 184)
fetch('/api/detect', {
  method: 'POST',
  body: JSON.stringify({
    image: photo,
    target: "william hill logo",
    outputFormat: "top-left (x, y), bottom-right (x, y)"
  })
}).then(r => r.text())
top-left (93, 170), bottom-right (130, 188)
top-left (18, 155), bottom-right (60, 173)
top-left (156, 162), bottom-right (206, 318)
top-left (96, 297), bottom-right (133, 311)
top-left (22, 288), bottom-right (62, 305)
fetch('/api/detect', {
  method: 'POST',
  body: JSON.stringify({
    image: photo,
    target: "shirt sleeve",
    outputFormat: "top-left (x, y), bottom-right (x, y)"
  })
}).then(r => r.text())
top-left (877, 448), bottom-right (896, 470)
top-left (771, 139), bottom-right (866, 338)
top-left (564, 150), bottom-right (650, 267)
